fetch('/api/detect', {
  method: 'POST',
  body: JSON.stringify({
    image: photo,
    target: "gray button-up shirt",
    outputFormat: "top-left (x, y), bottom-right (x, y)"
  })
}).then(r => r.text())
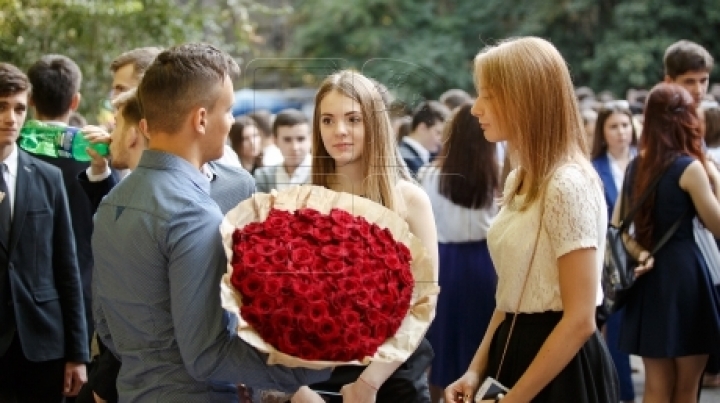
top-left (92, 150), bottom-right (328, 402)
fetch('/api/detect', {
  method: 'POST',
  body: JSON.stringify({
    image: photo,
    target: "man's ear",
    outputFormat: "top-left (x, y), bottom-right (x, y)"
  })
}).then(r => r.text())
top-left (193, 107), bottom-right (208, 134)
top-left (139, 118), bottom-right (149, 138)
top-left (70, 93), bottom-right (82, 111)
top-left (125, 126), bottom-right (139, 148)
top-left (664, 75), bottom-right (674, 84)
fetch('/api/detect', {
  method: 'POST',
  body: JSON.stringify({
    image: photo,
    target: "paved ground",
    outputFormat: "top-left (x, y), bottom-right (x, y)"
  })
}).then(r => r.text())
top-left (630, 356), bottom-right (720, 402)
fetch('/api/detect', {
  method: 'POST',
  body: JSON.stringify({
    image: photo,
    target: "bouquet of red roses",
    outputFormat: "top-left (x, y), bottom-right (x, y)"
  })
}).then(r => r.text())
top-left (220, 185), bottom-right (438, 369)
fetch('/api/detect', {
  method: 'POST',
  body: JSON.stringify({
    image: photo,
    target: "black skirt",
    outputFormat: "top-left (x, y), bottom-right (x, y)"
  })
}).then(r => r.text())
top-left (309, 338), bottom-right (433, 403)
top-left (486, 311), bottom-right (619, 403)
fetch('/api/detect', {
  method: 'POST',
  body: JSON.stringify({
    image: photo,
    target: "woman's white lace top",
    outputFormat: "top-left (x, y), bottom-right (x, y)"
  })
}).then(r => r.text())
top-left (488, 164), bottom-right (607, 312)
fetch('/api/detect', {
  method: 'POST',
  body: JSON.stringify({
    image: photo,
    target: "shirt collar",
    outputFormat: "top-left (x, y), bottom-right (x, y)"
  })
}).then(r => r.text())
top-left (402, 136), bottom-right (430, 164)
top-left (201, 163), bottom-right (216, 181)
top-left (138, 150), bottom-right (211, 193)
top-left (2, 144), bottom-right (19, 179)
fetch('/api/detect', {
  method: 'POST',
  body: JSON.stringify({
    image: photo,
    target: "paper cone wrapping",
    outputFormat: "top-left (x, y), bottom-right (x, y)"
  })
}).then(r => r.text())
top-left (220, 185), bottom-right (439, 369)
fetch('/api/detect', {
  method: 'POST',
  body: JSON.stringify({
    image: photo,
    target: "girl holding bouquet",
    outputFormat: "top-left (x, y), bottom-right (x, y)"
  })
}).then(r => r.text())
top-left (292, 70), bottom-right (439, 402)
top-left (445, 37), bottom-right (619, 402)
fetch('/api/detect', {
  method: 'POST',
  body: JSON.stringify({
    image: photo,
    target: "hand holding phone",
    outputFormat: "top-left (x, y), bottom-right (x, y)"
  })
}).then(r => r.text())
top-left (475, 377), bottom-right (509, 402)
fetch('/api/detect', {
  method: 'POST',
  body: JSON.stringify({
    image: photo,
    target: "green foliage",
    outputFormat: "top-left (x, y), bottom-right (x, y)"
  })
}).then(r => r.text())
top-left (0, 0), bottom-right (255, 120)
top-left (289, 0), bottom-right (720, 102)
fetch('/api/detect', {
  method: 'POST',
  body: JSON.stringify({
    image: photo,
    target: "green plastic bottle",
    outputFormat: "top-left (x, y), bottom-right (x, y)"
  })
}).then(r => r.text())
top-left (18, 120), bottom-right (109, 162)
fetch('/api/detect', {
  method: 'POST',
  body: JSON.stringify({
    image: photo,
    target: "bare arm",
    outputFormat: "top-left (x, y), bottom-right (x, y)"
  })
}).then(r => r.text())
top-left (501, 248), bottom-right (598, 402)
top-left (680, 160), bottom-right (720, 236)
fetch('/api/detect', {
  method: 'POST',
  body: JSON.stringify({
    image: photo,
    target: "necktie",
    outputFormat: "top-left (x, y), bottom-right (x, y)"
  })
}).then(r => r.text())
top-left (0, 164), bottom-right (11, 245)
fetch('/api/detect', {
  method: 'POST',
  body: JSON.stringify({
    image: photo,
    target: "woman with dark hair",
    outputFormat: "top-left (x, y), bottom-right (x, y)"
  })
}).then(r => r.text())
top-left (418, 103), bottom-right (499, 402)
top-left (618, 83), bottom-right (720, 402)
top-left (228, 115), bottom-right (263, 174)
top-left (590, 104), bottom-right (638, 402)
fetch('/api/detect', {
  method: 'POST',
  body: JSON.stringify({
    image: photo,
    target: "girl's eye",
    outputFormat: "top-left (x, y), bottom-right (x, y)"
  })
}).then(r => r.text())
top-left (321, 117), bottom-right (332, 125)
top-left (349, 116), bottom-right (362, 124)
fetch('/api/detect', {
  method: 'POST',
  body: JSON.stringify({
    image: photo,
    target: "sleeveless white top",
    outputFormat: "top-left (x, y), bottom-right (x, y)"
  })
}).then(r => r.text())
top-left (488, 164), bottom-right (607, 313)
top-left (419, 166), bottom-right (498, 243)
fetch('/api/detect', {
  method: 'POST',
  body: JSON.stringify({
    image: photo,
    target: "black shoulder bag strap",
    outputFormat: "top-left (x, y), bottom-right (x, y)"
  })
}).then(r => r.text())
top-left (617, 160), bottom-right (688, 256)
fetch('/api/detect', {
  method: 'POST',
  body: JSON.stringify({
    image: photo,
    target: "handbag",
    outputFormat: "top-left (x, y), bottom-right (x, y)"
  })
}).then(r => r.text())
top-left (600, 162), bottom-right (686, 315)
top-left (475, 192), bottom-right (545, 402)
top-left (693, 217), bottom-right (720, 285)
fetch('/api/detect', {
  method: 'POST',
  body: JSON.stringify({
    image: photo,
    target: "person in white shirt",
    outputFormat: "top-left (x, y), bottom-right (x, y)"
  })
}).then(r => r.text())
top-left (253, 108), bottom-right (311, 192)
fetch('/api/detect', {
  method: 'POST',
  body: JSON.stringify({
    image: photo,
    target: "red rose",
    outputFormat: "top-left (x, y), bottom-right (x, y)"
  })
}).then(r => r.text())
top-left (311, 227), bottom-right (333, 243)
top-left (262, 277), bottom-right (282, 296)
top-left (308, 301), bottom-right (329, 321)
top-left (320, 245), bottom-right (348, 260)
top-left (317, 317), bottom-right (341, 342)
top-left (291, 248), bottom-right (315, 266)
top-left (330, 208), bottom-right (355, 227)
top-left (331, 225), bottom-right (352, 240)
top-left (313, 215), bottom-right (333, 229)
top-left (269, 248), bottom-right (290, 266)
top-left (296, 208), bottom-right (321, 222)
top-left (325, 261), bottom-right (348, 275)
top-left (242, 222), bottom-right (265, 234)
top-left (241, 251), bottom-right (265, 270)
top-left (235, 273), bottom-right (264, 299)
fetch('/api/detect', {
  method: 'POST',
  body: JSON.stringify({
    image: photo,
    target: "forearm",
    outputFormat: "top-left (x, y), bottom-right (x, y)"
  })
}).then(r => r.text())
top-left (504, 316), bottom-right (594, 401)
top-left (467, 310), bottom-right (506, 377)
top-left (357, 360), bottom-right (403, 389)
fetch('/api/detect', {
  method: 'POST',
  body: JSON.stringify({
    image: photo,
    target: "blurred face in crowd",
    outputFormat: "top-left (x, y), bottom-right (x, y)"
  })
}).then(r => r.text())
top-left (603, 112), bottom-right (634, 157)
top-left (420, 122), bottom-right (444, 153)
top-left (319, 90), bottom-right (365, 166)
top-left (111, 64), bottom-right (139, 100)
top-left (239, 124), bottom-right (262, 160)
top-left (276, 123), bottom-right (311, 170)
top-left (666, 70), bottom-right (710, 106)
top-left (0, 90), bottom-right (28, 149)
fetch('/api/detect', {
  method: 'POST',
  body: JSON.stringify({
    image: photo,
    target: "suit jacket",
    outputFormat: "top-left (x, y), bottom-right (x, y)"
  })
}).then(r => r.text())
top-left (0, 150), bottom-right (88, 362)
top-left (398, 141), bottom-right (425, 177)
top-left (34, 155), bottom-right (99, 343)
top-left (253, 165), bottom-right (278, 194)
top-left (78, 171), bottom-right (118, 215)
top-left (592, 153), bottom-right (619, 220)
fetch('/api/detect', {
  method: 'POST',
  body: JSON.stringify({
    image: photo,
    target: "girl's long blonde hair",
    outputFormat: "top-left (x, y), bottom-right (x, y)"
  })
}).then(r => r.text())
top-left (311, 70), bottom-right (410, 212)
top-left (474, 37), bottom-right (591, 208)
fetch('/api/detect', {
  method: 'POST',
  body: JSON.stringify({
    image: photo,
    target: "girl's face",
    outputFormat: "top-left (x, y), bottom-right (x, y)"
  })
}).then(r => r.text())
top-left (471, 81), bottom-right (506, 143)
top-left (241, 125), bottom-right (261, 159)
top-left (318, 90), bottom-right (365, 166)
top-left (603, 112), bottom-right (633, 156)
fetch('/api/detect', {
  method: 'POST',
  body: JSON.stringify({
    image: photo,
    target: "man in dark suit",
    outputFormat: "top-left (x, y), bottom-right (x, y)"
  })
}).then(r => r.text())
top-left (26, 55), bottom-right (100, 350)
top-left (398, 100), bottom-right (449, 177)
top-left (0, 63), bottom-right (88, 401)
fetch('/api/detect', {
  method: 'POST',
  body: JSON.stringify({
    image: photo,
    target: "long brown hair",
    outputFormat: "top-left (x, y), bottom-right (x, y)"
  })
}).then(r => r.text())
top-left (436, 103), bottom-right (499, 208)
top-left (311, 70), bottom-right (409, 211)
top-left (590, 104), bottom-right (638, 160)
top-left (474, 37), bottom-right (591, 209)
top-left (632, 82), bottom-right (705, 248)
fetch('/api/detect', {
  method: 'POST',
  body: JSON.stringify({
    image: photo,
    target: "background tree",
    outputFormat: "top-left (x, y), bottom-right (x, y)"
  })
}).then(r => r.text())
top-left (0, 0), bottom-right (257, 121)
top-left (287, 0), bottom-right (720, 103)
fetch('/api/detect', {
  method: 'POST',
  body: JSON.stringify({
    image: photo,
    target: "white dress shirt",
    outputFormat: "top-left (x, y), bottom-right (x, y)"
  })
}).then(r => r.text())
top-left (274, 154), bottom-right (312, 190)
top-left (1, 144), bottom-right (18, 217)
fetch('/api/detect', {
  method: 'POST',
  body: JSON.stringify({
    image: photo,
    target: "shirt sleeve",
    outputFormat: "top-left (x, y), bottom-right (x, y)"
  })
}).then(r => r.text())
top-left (543, 165), bottom-right (602, 258)
top-left (166, 202), bottom-right (330, 391)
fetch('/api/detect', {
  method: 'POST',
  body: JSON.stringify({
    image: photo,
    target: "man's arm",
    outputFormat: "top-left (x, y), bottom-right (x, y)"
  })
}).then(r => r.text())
top-left (78, 170), bottom-right (118, 215)
top-left (166, 202), bottom-right (330, 392)
top-left (51, 171), bottom-right (89, 395)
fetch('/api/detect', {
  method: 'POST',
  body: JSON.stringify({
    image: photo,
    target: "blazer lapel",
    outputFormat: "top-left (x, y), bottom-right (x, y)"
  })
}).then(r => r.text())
top-left (8, 151), bottom-right (33, 255)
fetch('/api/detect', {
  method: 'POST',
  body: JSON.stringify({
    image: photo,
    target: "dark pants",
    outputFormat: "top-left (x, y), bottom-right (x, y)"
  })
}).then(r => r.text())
top-left (605, 308), bottom-right (635, 400)
top-left (0, 334), bottom-right (66, 403)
